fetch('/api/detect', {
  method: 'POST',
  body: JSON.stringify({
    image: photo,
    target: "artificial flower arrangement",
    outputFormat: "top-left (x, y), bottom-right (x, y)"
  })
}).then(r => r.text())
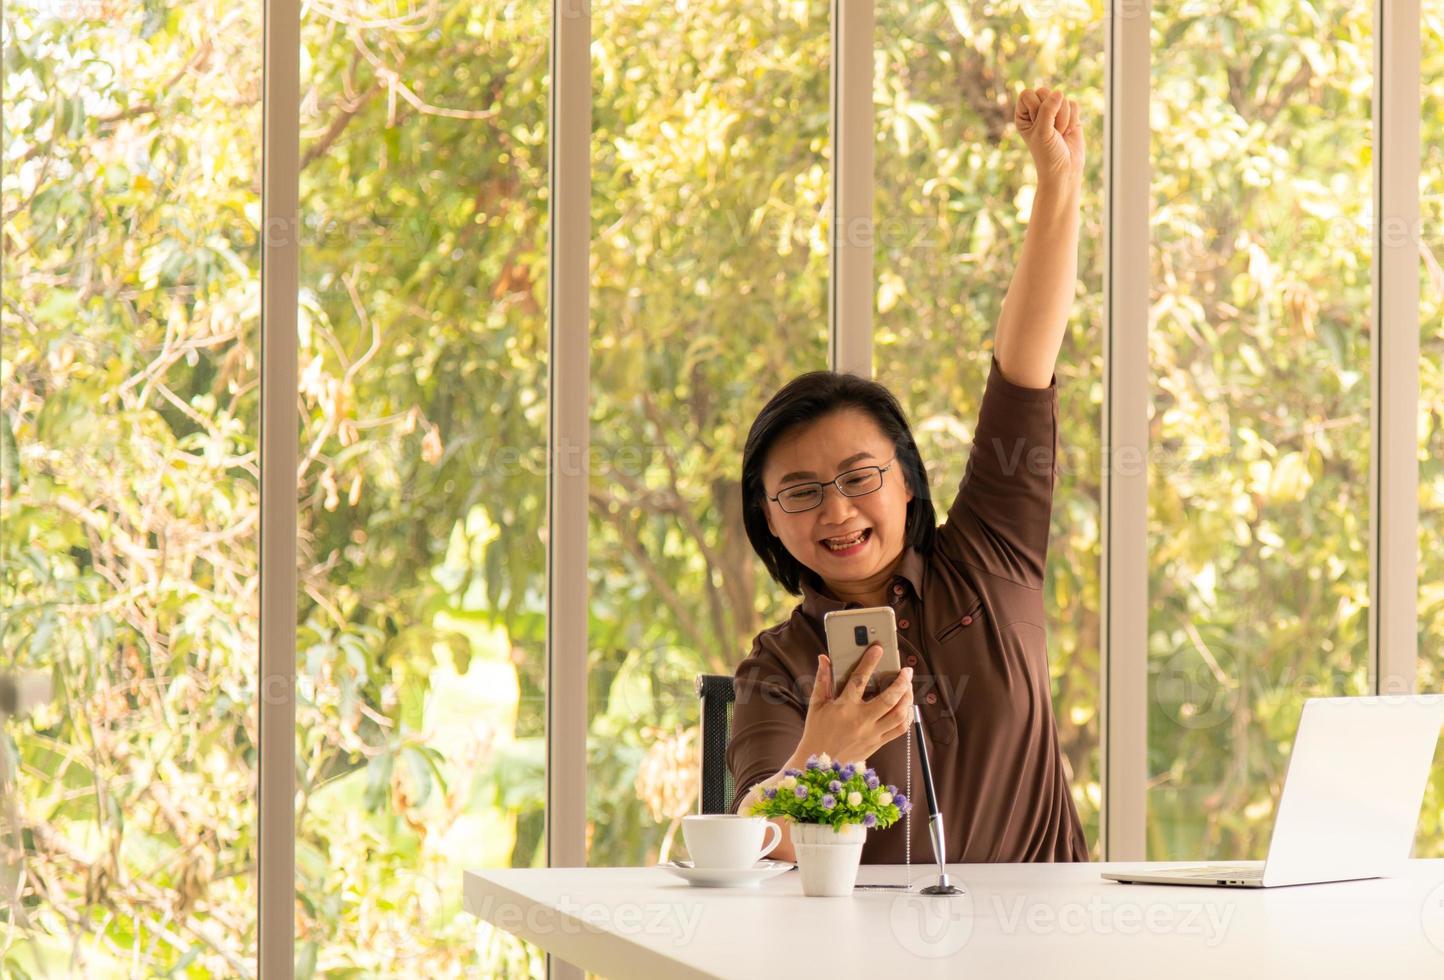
top-left (746, 752), bottom-right (911, 895)
top-left (747, 752), bottom-right (911, 829)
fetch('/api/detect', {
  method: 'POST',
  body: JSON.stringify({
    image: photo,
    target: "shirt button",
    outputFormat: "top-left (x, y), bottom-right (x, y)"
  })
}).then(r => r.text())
top-left (892, 584), bottom-right (905, 596)
top-left (961, 615), bottom-right (973, 626)
top-left (925, 692), bottom-right (938, 705)
top-left (897, 618), bottom-right (910, 630)
top-left (905, 655), bottom-right (918, 667)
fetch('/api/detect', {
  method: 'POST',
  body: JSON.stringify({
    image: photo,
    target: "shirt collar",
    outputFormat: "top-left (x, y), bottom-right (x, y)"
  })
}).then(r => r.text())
top-left (798, 545), bottom-right (926, 621)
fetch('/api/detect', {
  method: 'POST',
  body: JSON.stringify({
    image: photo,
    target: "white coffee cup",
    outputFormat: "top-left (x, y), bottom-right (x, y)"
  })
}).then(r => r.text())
top-left (681, 814), bottom-right (783, 869)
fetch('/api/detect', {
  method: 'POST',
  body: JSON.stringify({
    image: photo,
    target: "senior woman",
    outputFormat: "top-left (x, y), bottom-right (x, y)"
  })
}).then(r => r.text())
top-left (726, 85), bottom-right (1089, 865)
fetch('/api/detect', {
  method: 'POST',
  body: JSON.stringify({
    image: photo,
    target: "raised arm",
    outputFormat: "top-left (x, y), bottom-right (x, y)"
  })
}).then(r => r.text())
top-left (932, 87), bottom-right (1084, 582)
top-left (992, 85), bottom-right (1085, 389)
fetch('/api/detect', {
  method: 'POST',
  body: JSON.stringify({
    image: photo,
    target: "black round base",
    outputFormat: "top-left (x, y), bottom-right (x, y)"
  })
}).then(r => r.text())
top-left (919, 883), bottom-right (966, 896)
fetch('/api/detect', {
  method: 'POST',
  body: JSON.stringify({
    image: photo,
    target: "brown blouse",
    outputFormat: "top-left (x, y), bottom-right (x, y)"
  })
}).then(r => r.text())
top-left (726, 356), bottom-right (1088, 863)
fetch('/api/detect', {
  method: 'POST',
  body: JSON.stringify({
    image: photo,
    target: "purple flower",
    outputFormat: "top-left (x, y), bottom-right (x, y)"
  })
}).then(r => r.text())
top-left (864, 768), bottom-right (877, 782)
top-left (805, 757), bottom-right (821, 770)
top-left (865, 775), bottom-right (880, 790)
top-left (886, 784), bottom-right (898, 795)
top-left (820, 794), bottom-right (836, 810)
top-left (839, 763), bottom-right (856, 780)
top-left (831, 761), bottom-right (842, 773)
top-left (895, 793), bottom-right (910, 813)
top-left (862, 812), bottom-right (878, 828)
top-left (828, 779), bottom-right (842, 793)
top-left (784, 767), bottom-right (802, 778)
top-left (764, 788), bottom-right (776, 799)
top-left (793, 784), bottom-right (809, 799)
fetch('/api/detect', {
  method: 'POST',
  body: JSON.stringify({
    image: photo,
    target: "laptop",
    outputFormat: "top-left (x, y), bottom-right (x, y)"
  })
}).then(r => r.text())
top-left (1102, 694), bottom-right (1444, 888)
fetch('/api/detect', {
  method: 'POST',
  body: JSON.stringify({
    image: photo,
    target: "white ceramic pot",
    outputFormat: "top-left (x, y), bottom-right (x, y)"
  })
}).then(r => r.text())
top-left (791, 822), bottom-right (867, 896)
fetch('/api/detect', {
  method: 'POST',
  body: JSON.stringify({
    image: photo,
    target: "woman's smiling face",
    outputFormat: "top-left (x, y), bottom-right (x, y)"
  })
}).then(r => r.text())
top-left (761, 407), bottom-right (913, 584)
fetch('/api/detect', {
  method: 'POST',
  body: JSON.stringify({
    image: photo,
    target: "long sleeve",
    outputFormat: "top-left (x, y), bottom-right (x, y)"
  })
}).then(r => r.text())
top-left (724, 633), bottom-right (806, 813)
top-left (934, 354), bottom-right (1059, 588)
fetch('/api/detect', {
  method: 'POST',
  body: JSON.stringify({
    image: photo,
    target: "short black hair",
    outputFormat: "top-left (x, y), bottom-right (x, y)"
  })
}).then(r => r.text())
top-left (741, 371), bottom-right (937, 596)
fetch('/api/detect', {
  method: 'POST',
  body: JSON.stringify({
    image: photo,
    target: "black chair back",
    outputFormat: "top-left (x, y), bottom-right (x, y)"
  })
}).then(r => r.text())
top-left (695, 674), bottom-right (736, 814)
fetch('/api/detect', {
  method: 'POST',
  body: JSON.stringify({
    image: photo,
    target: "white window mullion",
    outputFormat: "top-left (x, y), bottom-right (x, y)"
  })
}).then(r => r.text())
top-left (546, 0), bottom-right (590, 976)
top-left (1102, 0), bottom-right (1149, 862)
top-left (830, 0), bottom-right (874, 376)
top-left (1370, 0), bottom-right (1421, 697)
top-left (259, 0), bottom-right (300, 972)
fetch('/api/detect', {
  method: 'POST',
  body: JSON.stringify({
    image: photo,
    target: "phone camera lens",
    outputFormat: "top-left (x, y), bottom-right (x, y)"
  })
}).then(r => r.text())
top-left (853, 625), bottom-right (868, 646)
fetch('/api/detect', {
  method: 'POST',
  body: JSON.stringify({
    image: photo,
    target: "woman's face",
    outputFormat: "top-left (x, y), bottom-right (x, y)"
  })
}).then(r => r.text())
top-left (761, 407), bottom-right (913, 584)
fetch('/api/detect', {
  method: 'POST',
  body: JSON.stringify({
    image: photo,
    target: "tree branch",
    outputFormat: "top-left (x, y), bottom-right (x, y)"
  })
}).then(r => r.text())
top-left (591, 490), bottom-right (717, 662)
top-left (302, 83), bottom-right (380, 171)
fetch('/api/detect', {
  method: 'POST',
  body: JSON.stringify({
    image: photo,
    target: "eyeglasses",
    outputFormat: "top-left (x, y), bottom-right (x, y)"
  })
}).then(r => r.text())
top-left (766, 458), bottom-right (897, 514)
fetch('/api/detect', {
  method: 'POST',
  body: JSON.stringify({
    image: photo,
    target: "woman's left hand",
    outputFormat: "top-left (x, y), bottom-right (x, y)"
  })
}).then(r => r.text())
top-left (1014, 85), bottom-right (1084, 188)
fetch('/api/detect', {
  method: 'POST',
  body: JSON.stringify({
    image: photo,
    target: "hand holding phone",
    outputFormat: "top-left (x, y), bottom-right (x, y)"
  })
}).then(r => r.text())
top-left (780, 605), bottom-right (913, 766)
top-left (791, 639), bottom-right (914, 766)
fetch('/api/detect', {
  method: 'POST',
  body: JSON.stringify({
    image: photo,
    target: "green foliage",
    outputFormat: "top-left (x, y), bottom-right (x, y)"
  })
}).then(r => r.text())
top-left (1143, 0), bottom-right (1382, 860)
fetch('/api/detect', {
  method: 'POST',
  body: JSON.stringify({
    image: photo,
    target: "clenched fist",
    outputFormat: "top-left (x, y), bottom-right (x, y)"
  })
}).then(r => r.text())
top-left (1014, 85), bottom-right (1084, 188)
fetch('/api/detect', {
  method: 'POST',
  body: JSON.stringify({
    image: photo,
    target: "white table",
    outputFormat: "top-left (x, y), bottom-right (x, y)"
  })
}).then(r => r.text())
top-left (464, 859), bottom-right (1444, 979)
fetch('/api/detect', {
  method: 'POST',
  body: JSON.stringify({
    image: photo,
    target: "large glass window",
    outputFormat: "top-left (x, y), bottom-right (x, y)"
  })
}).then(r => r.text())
top-left (296, 1), bottom-right (548, 973)
top-left (9, 3), bottom-right (1442, 973)
top-left (587, 0), bottom-right (830, 867)
top-left (1147, 0), bottom-right (1374, 859)
top-left (872, 0), bottom-right (1106, 857)
top-left (2, 0), bottom-right (259, 972)
top-left (1416, 0), bottom-right (1444, 860)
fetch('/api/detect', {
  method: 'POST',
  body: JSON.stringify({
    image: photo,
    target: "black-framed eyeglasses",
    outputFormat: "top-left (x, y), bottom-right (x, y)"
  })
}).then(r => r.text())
top-left (766, 458), bottom-right (897, 514)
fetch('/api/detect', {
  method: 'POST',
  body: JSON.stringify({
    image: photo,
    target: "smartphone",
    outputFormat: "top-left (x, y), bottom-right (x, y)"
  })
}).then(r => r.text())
top-left (822, 606), bottom-right (901, 694)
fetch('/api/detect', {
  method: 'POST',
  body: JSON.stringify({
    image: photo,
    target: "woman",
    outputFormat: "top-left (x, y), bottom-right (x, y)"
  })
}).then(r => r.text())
top-left (726, 85), bottom-right (1088, 865)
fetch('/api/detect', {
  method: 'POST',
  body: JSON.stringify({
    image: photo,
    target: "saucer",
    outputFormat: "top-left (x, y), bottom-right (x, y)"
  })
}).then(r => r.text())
top-left (656, 859), bottom-right (795, 888)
